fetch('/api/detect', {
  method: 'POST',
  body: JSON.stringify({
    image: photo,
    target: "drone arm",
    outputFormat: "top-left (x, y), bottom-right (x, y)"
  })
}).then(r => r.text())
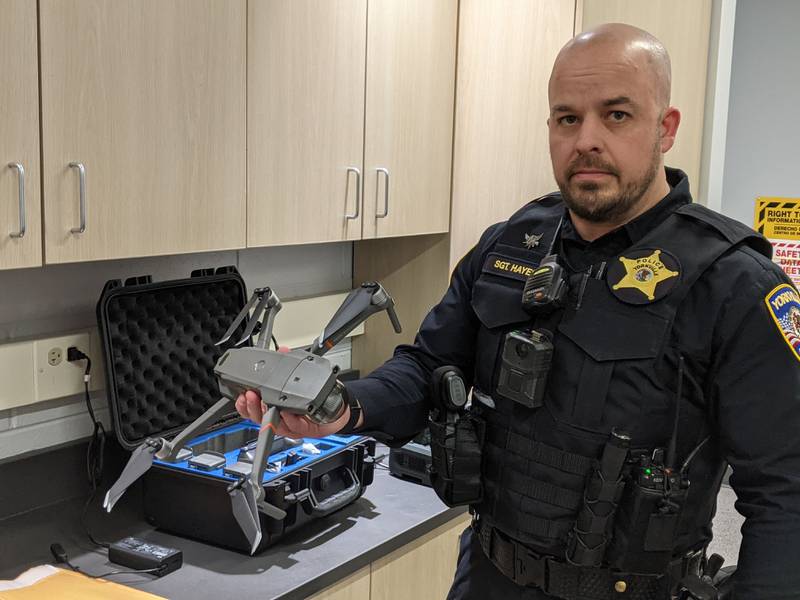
top-left (255, 293), bottom-right (282, 349)
top-left (156, 396), bottom-right (236, 460)
top-left (310, 283), bottom-right (402, 356)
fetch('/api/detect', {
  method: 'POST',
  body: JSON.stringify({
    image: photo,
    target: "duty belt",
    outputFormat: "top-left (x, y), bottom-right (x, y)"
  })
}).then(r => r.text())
top-left (474, 519), bottom-right (703, 600)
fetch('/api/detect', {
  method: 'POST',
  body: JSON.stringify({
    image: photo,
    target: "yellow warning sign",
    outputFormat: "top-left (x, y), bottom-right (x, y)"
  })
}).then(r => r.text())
top-left (755, 198), bottom-right (800, 240)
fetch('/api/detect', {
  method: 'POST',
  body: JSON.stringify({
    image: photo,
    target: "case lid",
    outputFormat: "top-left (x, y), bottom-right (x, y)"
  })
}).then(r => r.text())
top-left (96, 266), bottom-right (248, 450)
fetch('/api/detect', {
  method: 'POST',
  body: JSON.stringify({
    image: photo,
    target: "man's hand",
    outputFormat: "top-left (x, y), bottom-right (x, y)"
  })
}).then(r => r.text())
top-left (235, 389), bottom-right (351, 438)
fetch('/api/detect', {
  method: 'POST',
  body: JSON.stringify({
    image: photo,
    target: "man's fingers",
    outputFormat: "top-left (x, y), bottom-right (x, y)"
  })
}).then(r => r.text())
top-left (275, 421), bottom-right (299, 438)
top-left (242, 390), bottom-right (264, 422)
top-left (235, 394), bottom-right (247, 419)
top-left (236, 390), bottom-right (340, 439)
top-left (281, 412), bottom-right (311, 436)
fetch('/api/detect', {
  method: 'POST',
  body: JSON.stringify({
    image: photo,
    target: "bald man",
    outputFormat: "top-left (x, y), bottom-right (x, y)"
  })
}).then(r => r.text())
top-left (238, 24), bottom-right (800, 599)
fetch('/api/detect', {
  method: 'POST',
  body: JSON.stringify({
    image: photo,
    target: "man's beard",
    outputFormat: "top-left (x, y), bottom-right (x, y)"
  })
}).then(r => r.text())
top-left (557, 141), bottom-right (661, 224)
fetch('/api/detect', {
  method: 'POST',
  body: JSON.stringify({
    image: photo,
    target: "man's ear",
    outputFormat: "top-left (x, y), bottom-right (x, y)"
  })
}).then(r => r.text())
top-left (659, 106), bottom-right (681, 153)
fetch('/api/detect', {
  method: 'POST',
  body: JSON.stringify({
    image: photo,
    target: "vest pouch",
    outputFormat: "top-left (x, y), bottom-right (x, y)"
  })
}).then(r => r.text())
top-left (554, 279), bottom-right (669, 431)
top-left (428, 411), bottom-right (485, 507)
top-left (606, 473), bottom-right (688, 574)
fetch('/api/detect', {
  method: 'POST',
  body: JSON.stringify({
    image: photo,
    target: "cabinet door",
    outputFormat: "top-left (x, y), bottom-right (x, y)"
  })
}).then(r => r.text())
top-left (248, 0), bottom-right (366, 247)
top-left (370, 513), bottom-right (470, 600)
top-left (40, 0), bottom-right (246, 264)
top-left (0, 0), bottom-right (41, 270)
top-left (308, 566), bottom-right (370, 600)
top-left (362, 0), bottom-right (458, 239)
top-left (450, 0), bottom-right (576, 267)
top-left (579, 0), bottom-right (712, 195)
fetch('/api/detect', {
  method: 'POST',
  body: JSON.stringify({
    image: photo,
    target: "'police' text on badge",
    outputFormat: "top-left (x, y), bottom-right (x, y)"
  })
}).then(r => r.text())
top-left (765, 283), bottom-right (800, 363)
top-left (606, 248), bottom-right (681, 304)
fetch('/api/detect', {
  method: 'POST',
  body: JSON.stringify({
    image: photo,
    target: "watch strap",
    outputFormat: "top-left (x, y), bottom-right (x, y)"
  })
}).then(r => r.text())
top-left (340, 385), bottom-right (362, 434)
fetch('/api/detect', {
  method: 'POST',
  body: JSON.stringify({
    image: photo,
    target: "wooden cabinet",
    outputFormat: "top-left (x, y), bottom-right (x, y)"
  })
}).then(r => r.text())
top-left (449, 0), bottom-right (576, 267)
top-left (370, 514), bottom-right (468, 600)
top-left (362, 0), bottom-right (457, 239)
top-left (39, 0), bottom-right (246, 264)
top-left (309, 567), bottom-right (371, 600)
top-left (578, 0), bottom-right (713, 195)
top-left (0, 0), bottom-right (41, 270)
top-left (309, 513), bottom-right (470, 600)
top-left (248, 0), bottom-right (367, 247)
top-left (355, 0), bottom-right (575, 372)
top-left (248, 0), bottom-right (456, 248)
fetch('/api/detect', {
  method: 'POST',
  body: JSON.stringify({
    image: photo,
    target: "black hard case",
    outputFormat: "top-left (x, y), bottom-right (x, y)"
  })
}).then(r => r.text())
top-left (96, 267), bottom-right (375, 553)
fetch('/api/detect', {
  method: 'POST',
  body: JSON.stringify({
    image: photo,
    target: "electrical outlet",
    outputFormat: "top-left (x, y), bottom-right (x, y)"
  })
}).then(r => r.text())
top-left (34, 332), bottom-right (95, 402)
top-left (48, 347), bottom-right (63, 366)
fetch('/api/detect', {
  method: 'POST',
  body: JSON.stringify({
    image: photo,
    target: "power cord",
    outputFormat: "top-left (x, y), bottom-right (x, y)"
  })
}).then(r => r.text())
top-left (372, 452), bottom-right (390, 471)
top-left (67, 347), bottom-right (109, 548)
top-left (54, 348), bottom-right (182, 579)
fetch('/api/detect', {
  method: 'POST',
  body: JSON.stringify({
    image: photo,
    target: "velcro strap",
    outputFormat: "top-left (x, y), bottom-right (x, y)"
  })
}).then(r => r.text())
top-left (514, 511), bottom-right (567, 540)
top-left (475, 522), bottom-right (547, 588)
top-left (502, 468), bottom-right (583, 510)
top-left (585, 475), bottom-right (624, 504)
top-left (567, 536), bottom-right (606, 568)
top-left (500, 429), bottom-right (594, 476)
top-left (575, 509), bottom-right (610, 535)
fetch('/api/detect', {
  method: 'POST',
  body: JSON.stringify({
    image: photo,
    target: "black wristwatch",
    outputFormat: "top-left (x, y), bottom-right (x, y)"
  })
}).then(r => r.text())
top-left (340, 385), bottom-right (362, 434)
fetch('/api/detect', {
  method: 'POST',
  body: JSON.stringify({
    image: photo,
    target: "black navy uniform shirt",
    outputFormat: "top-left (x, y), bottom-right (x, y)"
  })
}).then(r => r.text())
top-left (346, 168), bottom-right (800, 598)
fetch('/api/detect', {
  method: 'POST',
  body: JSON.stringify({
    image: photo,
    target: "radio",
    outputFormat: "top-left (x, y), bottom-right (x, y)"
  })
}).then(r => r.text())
top-left (522, 254), bottom-right (568, 315)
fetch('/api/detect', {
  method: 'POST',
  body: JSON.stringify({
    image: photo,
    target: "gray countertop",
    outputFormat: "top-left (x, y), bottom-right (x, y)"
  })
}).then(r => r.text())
top-left (0, 450), bottom-right (745, 600)
top-left (0, 448), bottom-right (467, 600)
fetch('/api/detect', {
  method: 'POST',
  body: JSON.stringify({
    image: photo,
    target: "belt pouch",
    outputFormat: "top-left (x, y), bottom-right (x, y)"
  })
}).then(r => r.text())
top-left (607, 481), bottom-right (687, 573)
top-left (428, 412), bottom-right (484, 507)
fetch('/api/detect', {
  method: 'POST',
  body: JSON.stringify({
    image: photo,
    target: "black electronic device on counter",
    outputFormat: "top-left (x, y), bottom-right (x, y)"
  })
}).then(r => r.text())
top-left (96, 267), bottom-right (375, 553)
top-left (108, 537), bottom-right (183, 576)
top-left (389, 430), bottom-right (432, 486)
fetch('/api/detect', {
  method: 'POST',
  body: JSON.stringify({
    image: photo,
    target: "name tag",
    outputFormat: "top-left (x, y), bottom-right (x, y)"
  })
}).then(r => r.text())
top-left (482, 253), bottom-right (537, 282)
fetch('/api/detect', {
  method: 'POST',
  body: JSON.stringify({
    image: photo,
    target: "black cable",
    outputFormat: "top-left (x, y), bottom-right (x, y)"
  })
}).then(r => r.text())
top-left (81, 482), bottom-right (110, 549)
top-left (85, 567), bottom-right (164, 579)
top-left (50, 349), bottom-right (168, 577)
top-left (681, 436), bottom-right (711, 475)
top-left (372, 452), bottom-right (390, 470)
top-left (67, 347), bottom-right (110, 548)
top-left (665, 355), bottom-right (684, 470)
top-left (271, 334), bottom-right (279, 351)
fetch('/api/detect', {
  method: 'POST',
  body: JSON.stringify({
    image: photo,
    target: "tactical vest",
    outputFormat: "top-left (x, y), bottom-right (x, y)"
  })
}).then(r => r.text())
top-left (469, 195), bottom-right (771, 564)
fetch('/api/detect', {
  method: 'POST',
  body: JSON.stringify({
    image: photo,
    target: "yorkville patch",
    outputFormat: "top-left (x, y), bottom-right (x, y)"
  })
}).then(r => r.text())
top-left (765, 283), bottom-right (800, 362)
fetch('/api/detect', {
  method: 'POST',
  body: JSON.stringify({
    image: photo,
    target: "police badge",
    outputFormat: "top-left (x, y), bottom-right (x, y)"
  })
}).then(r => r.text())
top-left (606, 248), bottom-right (681, 304)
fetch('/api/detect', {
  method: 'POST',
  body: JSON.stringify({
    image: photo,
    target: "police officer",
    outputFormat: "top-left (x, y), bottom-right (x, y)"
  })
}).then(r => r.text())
top-left (237, 24), bottom-right (800, 599)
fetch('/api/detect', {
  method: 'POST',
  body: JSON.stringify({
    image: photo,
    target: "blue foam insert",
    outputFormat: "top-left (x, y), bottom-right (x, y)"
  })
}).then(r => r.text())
top-left (154, 421), bottom-right (363, 483)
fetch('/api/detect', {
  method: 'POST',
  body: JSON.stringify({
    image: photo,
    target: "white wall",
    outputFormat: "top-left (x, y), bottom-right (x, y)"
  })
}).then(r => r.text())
top-left (0, 243), bottom-right (353, 460)
top-left (720, 0), bottom-right (800, 225)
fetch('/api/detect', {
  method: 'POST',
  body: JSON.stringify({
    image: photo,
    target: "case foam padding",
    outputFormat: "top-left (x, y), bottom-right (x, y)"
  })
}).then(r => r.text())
top-left (102, 278), bottom-right (245, 446)
top-left (154, 421), bottom-right (363, 483)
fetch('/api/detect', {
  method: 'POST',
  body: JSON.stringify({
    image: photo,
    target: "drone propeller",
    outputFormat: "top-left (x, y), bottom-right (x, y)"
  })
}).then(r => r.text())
top-left (103, 439), bottom-right (162, 512)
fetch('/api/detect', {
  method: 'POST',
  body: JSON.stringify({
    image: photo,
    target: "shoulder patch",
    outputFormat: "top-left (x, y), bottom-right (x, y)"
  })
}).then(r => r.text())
top-left (765, 283), bottom-right (800, 362)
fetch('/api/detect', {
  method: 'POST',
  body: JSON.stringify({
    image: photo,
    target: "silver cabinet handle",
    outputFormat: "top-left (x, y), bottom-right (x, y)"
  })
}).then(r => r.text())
top-left (376, 167), bottom-right (389, 218)
top-left (345, 166), bottom-right (361, 220)
top-left (7, 163), bottom-right (25, 238)
top-left (68, 162), bottom-right (86, 234)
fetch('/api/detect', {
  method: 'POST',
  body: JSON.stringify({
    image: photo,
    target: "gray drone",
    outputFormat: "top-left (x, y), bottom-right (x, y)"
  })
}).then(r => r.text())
top-left (103, 282), bottom-right (401, 554)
